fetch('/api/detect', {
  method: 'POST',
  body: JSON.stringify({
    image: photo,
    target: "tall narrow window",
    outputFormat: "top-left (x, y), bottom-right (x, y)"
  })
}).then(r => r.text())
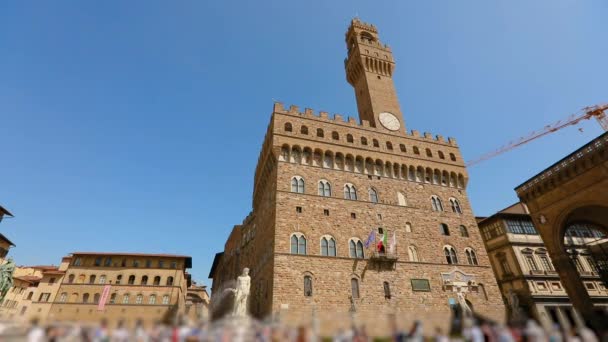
top-left (116, 275), bottom-right (122, 285)
top-left (320, 237), bottom-right (336, 256)
top-left (383, 281), bottom-right (391, 299)
top-left (128, 275), bottom-right (135, 285)
top-left (525, 255), bottom-right (539, 271)
top-left (460, 225), bottom-right (469, 237)
top-left (136, 294), bottom-right (143, 304)
top-left (153, 276), bottom-right (161, 286)
top-left (300, 126), bottom-right (308, 135)
top-left (109, 293), bottom-right (117, 304)
top-left (466, 248), bottom-right (478, 265)
top-left (351, 278), bottom-right (360, 299)
top-left (89, 275), bottom-right (96, 284)
top-left (361, 137), bottom-right (368, 145)
top-left (318, 180), bottom-right (331, 197)
top-left (332, 131), bottom-right (339, 140)
top-left (431, 196), bottom-right (443, 211)
top-left (316, 128), bottom-right (324, 137)
top-left (539, 256), bottom-right (554, 271)
top-left (369, 188), bottom-right (379, 203)
top-left (408, 246), bottom-right (419, 262)
top-left (284, 122), bottom-right (292, 132)
top-left (82, 293), bottom-right (90, 303)
top-left (349, 239), bottom-right (364, 259)
top-left (149, 295), bottom-right (157, 304)
top-left (291, 177), bottom-right (305, 193)
top-left (347, 134), bottom-right (354, 143)
top-left (440, 223), bottom-right (450, 236)
top-left (450, 198), bottom-right (462, 214)
top-left (444, 246), bottom-right (458, 264)
top-left (304, 276), bottom-right (313, 297)
top-left (291, 234), bottom-right (307, 255)
top-left (68, 274), bottom-right (75, 284)
top-left (99, 275), bottom-right (106, 284)
top-left (166, 276), bottom-right (174, 286)
top-left (162, 295), bottom-right (170, 304)
top-left (141, 275), bottom-right (148, 286)
top-left (59, 292), bottom-right (67, 303)
top-left (344, 184), bottom-right (357, 200)
top-left (122, 294), bottom-right (130, 304)
top-left (93, 293), bottom-right (100, 304)
top-left (397, 192), bottom-right (406, 206)
top-left (400, 144), bottom-right (406, 152)
top-left (585, 256), bottom-right (598, 273)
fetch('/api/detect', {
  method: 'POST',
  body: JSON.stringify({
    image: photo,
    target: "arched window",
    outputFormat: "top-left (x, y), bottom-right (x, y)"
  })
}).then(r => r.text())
top-left (153, 276), bottom-right (161, 286)
top-left (122, 294), bottom-right (130, 304)
top-left (349, 239), bottom-right (364, 259)
top-left (346, 134), bottom-right (354, 143)
top-left (431, 196), bottom-right (444, 211)
top-left (284, 123), bottom-right (292, 132)
top-left (89, 275), bottom-right (96, 284)
top-left (93, 293), bottom-right (100, 304)
top-left (316, 128), bottom-right (324, 137)
top-left (82, 293), bottom-right (90, 303)
top-left (386, 142), bottom-right (393, 150)
top-left (405, 222), bottom-right (412, 233)
top-left (141, 275), bottom-right (148, 286)
top-left (466, 248), bottom-right (478, 265)
top-left (116, 275), bottom-right (122, 285)
top-left (78, 274), bottom-right (85, 283)
top-left (291, 176), bottom-right (305, 193)
top-left (68, 274), bottom-right (75, 284)
top-left (128, 275), bottom-right (135, 285)
top-left (149, 294), bottom-right (156, 305)
top-left (351, 278), bottom-right (360, 299)
top-left (372, 139), bottom-right (379, 147)
top-left (99, 275), bottom-right (106, 284)
top-left (413, 146), bottom-right (420, 155)
top-left (162, 295), bottom-right (170, 305)
top-left (460, 225), bottom-right (469, 237)
top-left (318, 180), bottom-right (331, 197)
top-left (450, 198), bottom-right (462, 214)
top-left (344, 184), bottom-right (357, 200)
top-left (59, 292), bottom-right (67, 302)
top-left (440, 223), bottom-right (450, 236)
top-left (136, 294), bottom-right (143, 304)
top-left (438, 151), bottom-right (445, 159)
top-left (300, 126), bottom-right (308, 135)
top-left (400, 144), bottom-right (407, 152)
top-left (304, 275), bottom-right (313, 297)
top-left (290, 233), bottom-right (307, 255)
top-left (71, 293), bottom-right (79, 302)
top-left (426, 148), bottom-right (432, 157)
top-left (383, 281), bottom-right (391, 299)
top-left (397, 192), bottom-right (406, 206)
top-left (369, 188), bottom-right (379, 203)
top-left (408, 246), bottom-right (419, 262)
top-left (444, 246), bottom-right (458, 264)
top-left (166, 276), bottom-right (174, 286)
top-left (332, 131), bottom-right (339, 140)
top-left (450, 153), bottom-right (456, 161)
top-left (320, 236), bottom-right (336, 256)
top-left (110, 293), bottom-right (117, 304)
top-left (361, 137), bottom-right (368, 145)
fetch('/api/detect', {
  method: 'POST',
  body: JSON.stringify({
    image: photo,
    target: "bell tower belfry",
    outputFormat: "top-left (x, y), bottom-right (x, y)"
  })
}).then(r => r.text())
top-left (345, 19), bottom-right (405, 133)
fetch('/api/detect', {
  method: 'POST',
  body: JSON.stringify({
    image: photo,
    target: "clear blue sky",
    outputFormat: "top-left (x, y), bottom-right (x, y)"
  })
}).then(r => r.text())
top-left (1, 1), bottom-right (606, 283)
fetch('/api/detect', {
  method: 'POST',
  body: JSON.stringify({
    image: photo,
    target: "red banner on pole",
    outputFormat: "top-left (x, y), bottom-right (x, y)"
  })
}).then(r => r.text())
top-left (98, 285), bottom-right (111, 311)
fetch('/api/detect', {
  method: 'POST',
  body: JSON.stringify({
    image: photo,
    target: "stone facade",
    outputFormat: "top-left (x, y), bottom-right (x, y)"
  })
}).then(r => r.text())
top-left (477, 202), bottom-right (608, 331)
top-left (515, 131), bottom-right (608, 332)
top-left (209, 19), bottom-right (505, 337)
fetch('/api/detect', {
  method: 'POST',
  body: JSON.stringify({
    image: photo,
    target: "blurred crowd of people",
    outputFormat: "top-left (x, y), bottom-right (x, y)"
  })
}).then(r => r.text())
top-left (4, 314), bottom-right (605, 342)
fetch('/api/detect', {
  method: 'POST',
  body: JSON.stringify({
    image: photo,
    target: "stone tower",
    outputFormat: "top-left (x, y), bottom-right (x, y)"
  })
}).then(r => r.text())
top-left (209, 18), bottom-right (505, 336)
top-left (345, 19), bottom-right (405, 132)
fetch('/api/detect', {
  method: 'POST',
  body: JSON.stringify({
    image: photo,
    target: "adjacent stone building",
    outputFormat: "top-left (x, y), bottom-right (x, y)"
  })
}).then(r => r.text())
top-left (477, 202), bottom-right (608, 330)
top-left (515, 131), bottom-right (608, 332)
top-left (209, 19), bottom-right (505, 336)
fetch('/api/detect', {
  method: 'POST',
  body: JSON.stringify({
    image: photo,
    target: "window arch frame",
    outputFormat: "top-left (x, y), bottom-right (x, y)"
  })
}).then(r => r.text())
top-left (450, 198), bottom-right (463, 214)
top-left (368, 188), bottom-right (379, 203)
top-left (444, 245), bottom-right (458, 264)
top-left (291, 176), bottom-right (305, 194)
top-left (346, 134), bottom-right (354, 143)
top-left (318, 179), bottom-right (331, 197)
top-left (316, 128), bottom-right (324, 138)
top-left (300, 125), bottom-right (308, 135)
top-left (320, 235), bottom-right (337, 257)
top-left (303, 274), bottom-right (313, 297)
top-left (408, 245), bottom-right (419, 262)
top-left (344, 183), bottom-right (357, 200)
top-left (331, 131), bottom-right (339, 140)
top-left (349, 238), bottom-right (365, 259)
top-left (290, 233), bottom-right (307, 255)
top-left (431, 195), bottom-right (444, 211)
top-left (459, 225), bottom-right (469, 237)
top-left (465, 248), bottom-right (478, 265)
top-left (284, 122), bottom-right (293, 132)
top-left (440, 223), bottom-right (450, 236)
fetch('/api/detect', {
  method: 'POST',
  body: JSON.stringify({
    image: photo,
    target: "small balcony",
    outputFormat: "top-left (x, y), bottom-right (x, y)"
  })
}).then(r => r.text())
top-left (368, 251), bottom-right (398, 270)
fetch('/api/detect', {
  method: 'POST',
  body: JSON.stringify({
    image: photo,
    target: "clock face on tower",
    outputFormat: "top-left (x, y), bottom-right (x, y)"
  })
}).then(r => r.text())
top-left (378, 112), bottom-right (401, 131)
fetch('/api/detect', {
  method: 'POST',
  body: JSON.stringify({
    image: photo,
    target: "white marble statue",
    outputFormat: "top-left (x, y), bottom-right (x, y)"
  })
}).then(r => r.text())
top-left (232, 268), bottom-right (251, 317)
top-left (457, 291), bottom-right (472, 317)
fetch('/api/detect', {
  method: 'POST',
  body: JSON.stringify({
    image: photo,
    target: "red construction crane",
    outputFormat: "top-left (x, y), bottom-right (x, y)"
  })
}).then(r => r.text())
top-left (466, 104), bottom-right (608, 167)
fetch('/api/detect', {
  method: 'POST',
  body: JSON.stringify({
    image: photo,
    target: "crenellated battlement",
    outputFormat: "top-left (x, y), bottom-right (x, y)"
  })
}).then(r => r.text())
top-left (273, 102), bottom-right (457, 147)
